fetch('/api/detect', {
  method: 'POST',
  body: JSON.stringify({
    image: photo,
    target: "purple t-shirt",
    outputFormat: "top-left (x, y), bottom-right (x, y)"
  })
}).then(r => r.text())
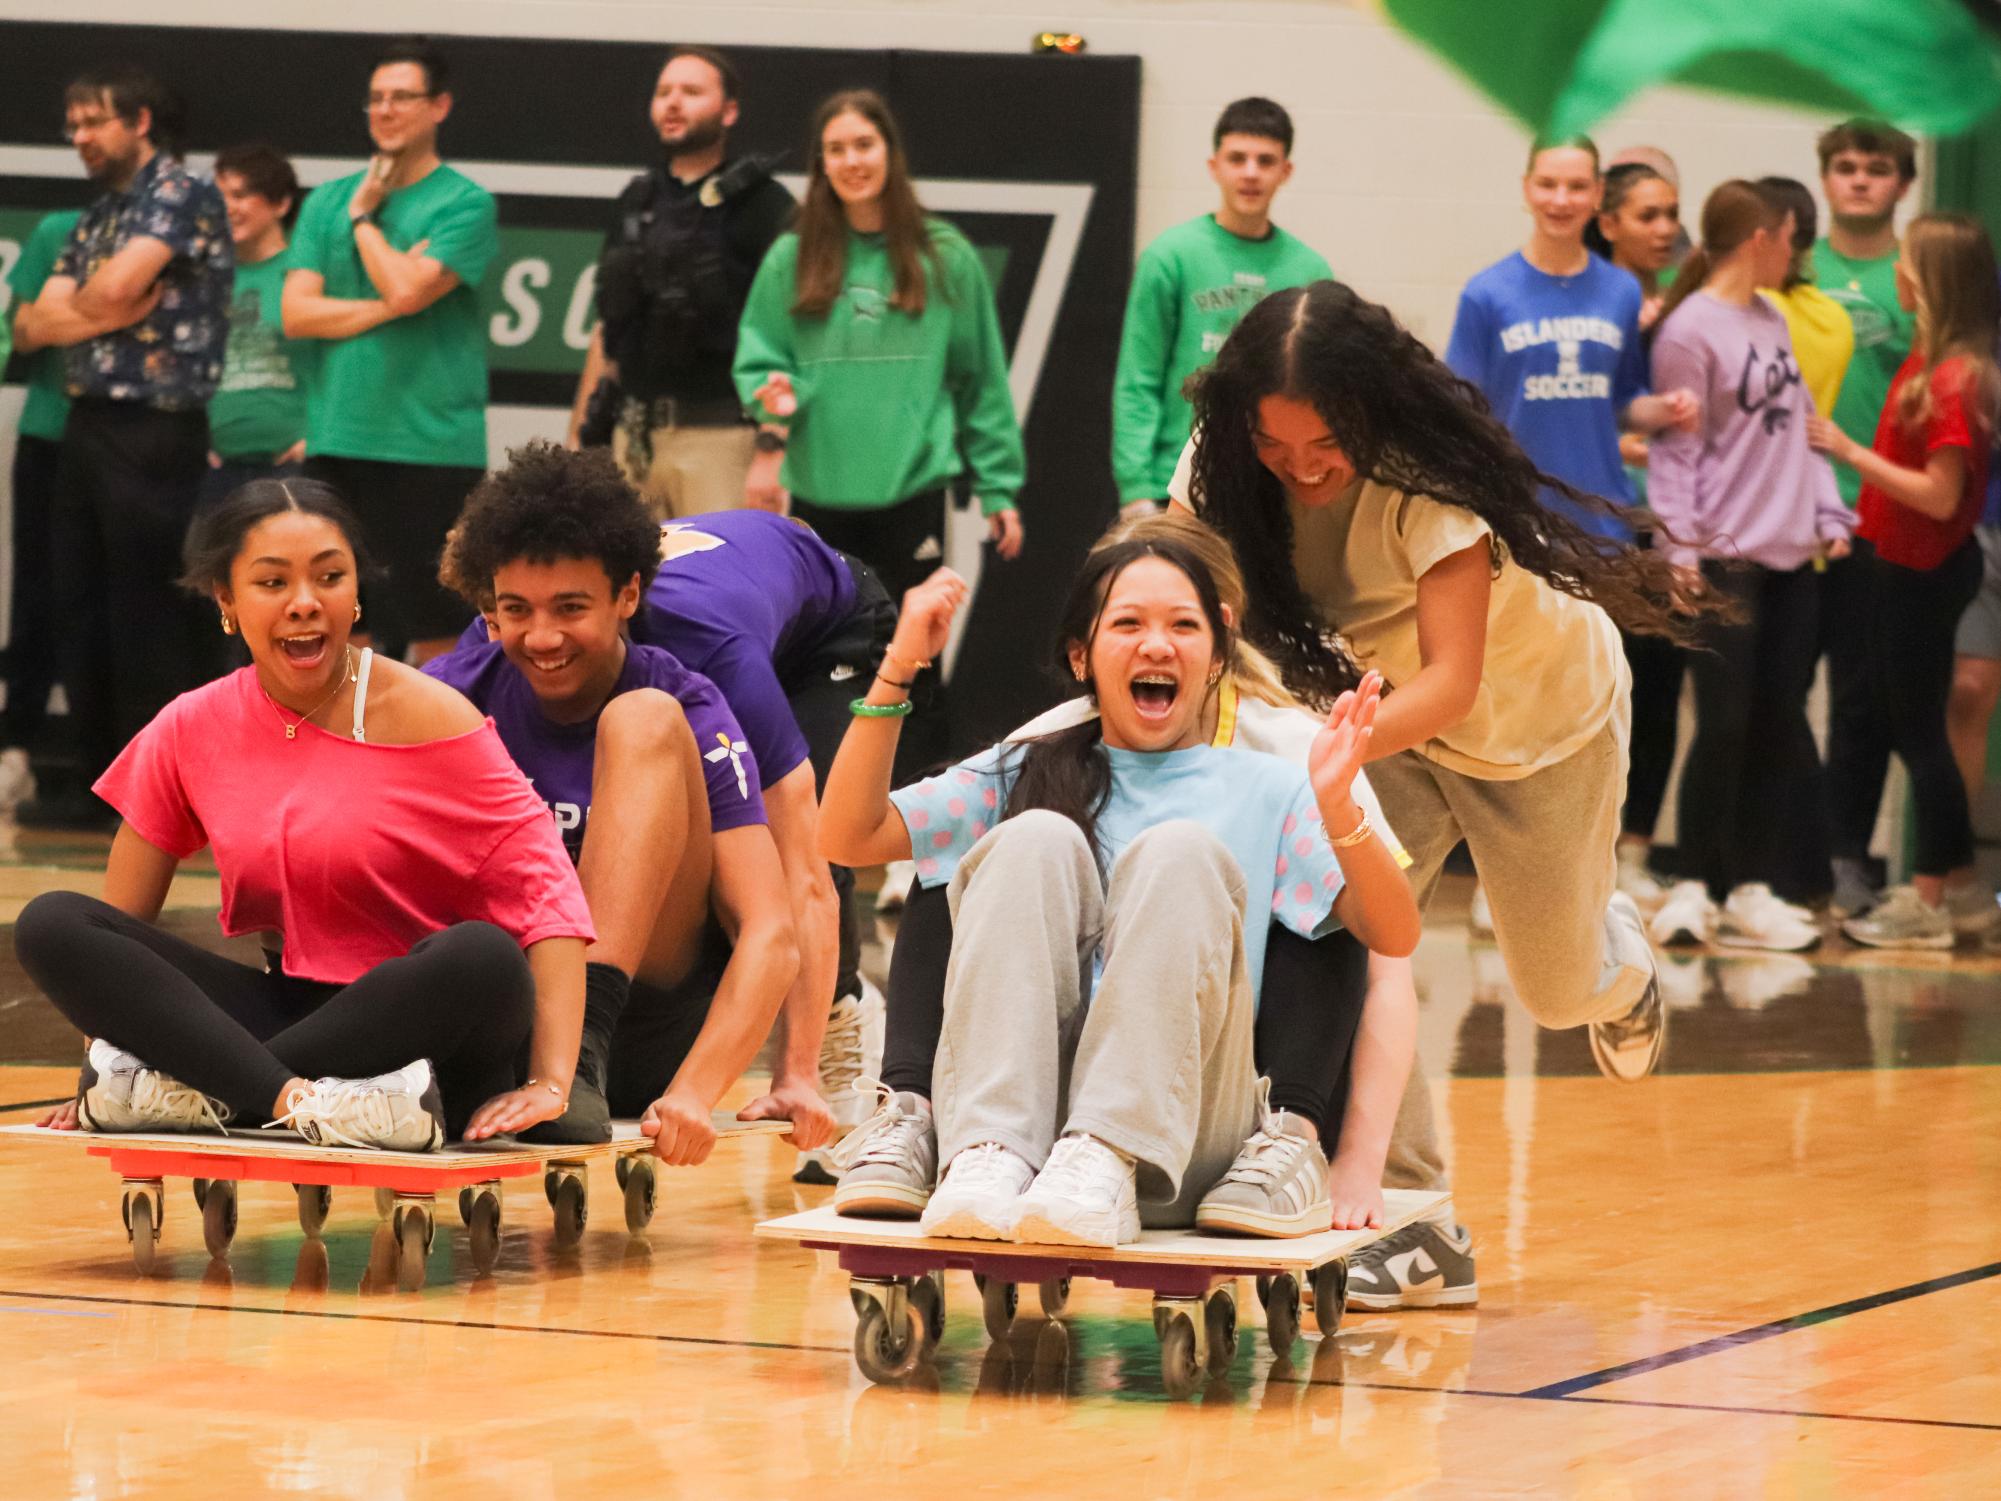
top-left (1648, 290), bottom-right (1852, 571)
top-left (635, 512), bottom-right (860, 784)
top-left (425, 640), bottom-right (765, 861)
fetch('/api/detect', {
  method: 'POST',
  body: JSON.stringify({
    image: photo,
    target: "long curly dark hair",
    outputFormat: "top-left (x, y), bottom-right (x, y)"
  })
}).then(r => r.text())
top-left (1189, 281), bottom-right (1712, 706)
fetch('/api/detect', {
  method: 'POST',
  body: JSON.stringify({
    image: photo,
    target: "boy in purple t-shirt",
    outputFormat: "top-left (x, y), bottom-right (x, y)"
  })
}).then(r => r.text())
top-left (427, 444), bottom-right (834, 1158)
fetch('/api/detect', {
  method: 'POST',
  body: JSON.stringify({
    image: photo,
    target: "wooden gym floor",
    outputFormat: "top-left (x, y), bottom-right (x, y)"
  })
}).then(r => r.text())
top-left (0, 827), bottom-right (1994, 1497)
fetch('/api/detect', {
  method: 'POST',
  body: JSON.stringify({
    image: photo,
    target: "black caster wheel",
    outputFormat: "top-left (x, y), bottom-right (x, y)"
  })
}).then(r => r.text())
top-left (1157, 1309), bottom-right (1199, 1399)
top-left (201, 1180), bottom-right (238, 1259)
top-left (1204, 1288), bottom-right (1238, 1373)
top-left (1265, 1272), bottom-right (1301, 1354)
top-left (467, 1191), bottom-right (502, 1276)
top-left (296, 1183), bottom-right (332, 1238)
top-left (1312, 1259), bottom-right (1348, 1337)
top-left (1038, 1277), bottom-right (1071, 1318)
top-left (622, 1157), bottom-right (656, 1232)
top-left (458, 1186), bottom-right (475, 1226)
top-left (123, 1191), bottom-right (159, 1275)
top-left (544, 1169), bottom-right (560, 1209)
top-left (853, 1301), bottom-right (925, 1383)
top-left (614, 1155), bottom-right (632, 1189)
top-left (396, 1205), bottom-right (432, 1292)
top-left (553, 1174), bottom-right (587, 1246)
top-left (192, 1178), bottom-right (210, 1211)
top-left (980, 1277), bottom-right (1018, 1341)
top-left (911, 1273), bottom-right (946, 1351)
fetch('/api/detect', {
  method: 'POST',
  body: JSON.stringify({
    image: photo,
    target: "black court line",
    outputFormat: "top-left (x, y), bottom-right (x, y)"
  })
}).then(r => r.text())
top-left (1522, 1259), bottom-right (2001, 1399)
top-left (0, 1285), bottom-right (848, 1358)
top-left (0, 1097), bottom-right (67, 1113)
top-left (1258, 1375), bottom-right (2001, 1434)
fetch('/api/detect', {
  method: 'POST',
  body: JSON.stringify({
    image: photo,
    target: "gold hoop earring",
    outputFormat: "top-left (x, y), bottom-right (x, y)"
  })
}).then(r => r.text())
top-left (219, 613), bottom-right (236, 636)
top-left (353, 602), bottom-right (363, 623)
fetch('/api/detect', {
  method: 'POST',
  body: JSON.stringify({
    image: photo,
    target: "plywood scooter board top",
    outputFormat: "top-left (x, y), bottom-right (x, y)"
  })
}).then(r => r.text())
top-left (757, 1187), bottom-right (1451, 1276)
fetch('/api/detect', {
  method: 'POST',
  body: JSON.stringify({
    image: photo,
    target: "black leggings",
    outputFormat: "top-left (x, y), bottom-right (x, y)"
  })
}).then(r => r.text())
top-left (1829, 538), bottom-right (1984, 875)
top-left (1620, 626), bottom-right (1683, 841)
top-left (15, 892), bottom-right (534, 1136)
top-left (879, 881), bottom-right (1372, 1144)
top-left (1677, 559), bottom-right (1827, 899)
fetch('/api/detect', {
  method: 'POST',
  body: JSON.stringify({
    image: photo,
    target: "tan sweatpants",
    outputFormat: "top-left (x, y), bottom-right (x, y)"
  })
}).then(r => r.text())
top-left (935, 810), bottom-right (1261, 1226)
top-left (1365, 714), bottom-right (1654, 1193)
top-left (611, 423), bottom-right (758, 520)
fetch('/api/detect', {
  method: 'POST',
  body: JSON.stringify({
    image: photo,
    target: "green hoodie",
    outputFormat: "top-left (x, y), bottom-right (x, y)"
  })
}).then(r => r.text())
top-left (735, 220), bottom-right (1024, 514)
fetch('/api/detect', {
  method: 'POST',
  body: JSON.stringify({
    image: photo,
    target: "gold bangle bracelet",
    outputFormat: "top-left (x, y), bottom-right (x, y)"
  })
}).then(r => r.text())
top-left (1325, 811), bottom-right (1374, 849)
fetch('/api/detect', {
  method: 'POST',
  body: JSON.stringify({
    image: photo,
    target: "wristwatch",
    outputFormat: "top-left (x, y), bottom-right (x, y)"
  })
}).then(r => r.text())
top-left (753, 428), bottom-right (788, 455)
top-left (350, 209), bottom-right (379, 230)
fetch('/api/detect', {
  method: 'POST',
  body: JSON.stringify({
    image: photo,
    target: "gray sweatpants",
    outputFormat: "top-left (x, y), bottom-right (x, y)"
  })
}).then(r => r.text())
top-left (1365, 716), bottom-right (1654, 1193)
top-left (934, 810), bottom-right (1260, 1227)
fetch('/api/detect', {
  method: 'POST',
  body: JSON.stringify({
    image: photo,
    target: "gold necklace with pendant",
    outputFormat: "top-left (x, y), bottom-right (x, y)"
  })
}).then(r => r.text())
top-left (266, 646), bottom-right (356, 741)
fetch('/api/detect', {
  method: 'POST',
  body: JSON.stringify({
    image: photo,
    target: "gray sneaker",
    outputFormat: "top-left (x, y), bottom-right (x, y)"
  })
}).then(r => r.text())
top-left (1829, 858), bottom-right (1878, 920)
top-left (1842, 886), bottom-right (1954, 951)
top-left (77, 1038), bottom-right (232, 1134)
top-left (272, 1059), bottom-right (446, 1152)
top-left (831, 1083), bottom-right (938, 1218)
top-left (1195, 1079), bottom-right (1331, 1237)
top-left (1344, 1219), bottom-right (1478, 1310)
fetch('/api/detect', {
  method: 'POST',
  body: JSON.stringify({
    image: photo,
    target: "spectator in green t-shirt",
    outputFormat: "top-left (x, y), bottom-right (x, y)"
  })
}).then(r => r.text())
top-left (282, 36), bottom-right (499, 662)
top-left (1110, 98), bottom-right (1330, 518)
top-left (3, 206), bottom-right (82, 811)
top-left (204, 144), bottom-right (311, 510)
top-left (1813, 119), bottom-right (1920, 919)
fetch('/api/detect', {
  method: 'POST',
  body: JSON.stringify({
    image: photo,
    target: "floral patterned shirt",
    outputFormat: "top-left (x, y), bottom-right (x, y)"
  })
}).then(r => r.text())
top-left (56, 152), bottom-right (232, 410)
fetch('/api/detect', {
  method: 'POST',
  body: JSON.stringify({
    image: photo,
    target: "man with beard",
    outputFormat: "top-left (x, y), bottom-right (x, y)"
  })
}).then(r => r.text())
top-left (283, 36), bottom-right (499, 664)
top-left (12, 66), bottom-right (231, 828)
top-left (566, 46), bottom-right (794, 520)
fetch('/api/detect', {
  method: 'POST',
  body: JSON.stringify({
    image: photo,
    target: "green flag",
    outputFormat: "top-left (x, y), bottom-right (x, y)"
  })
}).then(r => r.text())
top-left (1374, 0), bottom-right (2001, 138)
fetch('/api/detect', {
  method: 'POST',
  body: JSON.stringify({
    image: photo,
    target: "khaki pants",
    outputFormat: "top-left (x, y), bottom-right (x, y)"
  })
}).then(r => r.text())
top-left (1366, 713), bottom-right (1653, 1194)
top-left (935, 810), bottom-right (1260, 1225)
top-left (611, 422), bottom-right (757, 520)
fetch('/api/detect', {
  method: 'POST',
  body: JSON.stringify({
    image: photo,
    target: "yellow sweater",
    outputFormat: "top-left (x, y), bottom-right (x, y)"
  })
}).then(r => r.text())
top-left (1762, 283), bottom-right (1856, 417)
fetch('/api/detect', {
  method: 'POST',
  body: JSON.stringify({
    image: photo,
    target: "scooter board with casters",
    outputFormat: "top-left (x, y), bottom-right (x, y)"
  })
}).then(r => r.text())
top-left (756, 1187), bottom-right (1451, 1396)
top-left (2, 1115), bottom-right (790, 1290)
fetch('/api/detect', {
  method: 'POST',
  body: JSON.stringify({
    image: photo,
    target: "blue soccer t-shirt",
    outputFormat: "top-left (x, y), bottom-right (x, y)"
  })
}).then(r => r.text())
top-left (889, 741), bottom-right (1349, 1005)
top-left (425, 640), bottom-right (765, 861)
top-left (1445, 251), bottom-right (1648, 540)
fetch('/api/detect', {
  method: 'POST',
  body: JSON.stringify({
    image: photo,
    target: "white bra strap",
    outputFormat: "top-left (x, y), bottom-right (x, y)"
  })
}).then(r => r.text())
top-left (351, 647), bottom-right (374, 742)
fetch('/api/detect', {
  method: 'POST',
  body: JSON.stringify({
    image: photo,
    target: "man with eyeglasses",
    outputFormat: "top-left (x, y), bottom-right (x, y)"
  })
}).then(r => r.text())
top-left (11, 65), bottom-right (232, 829)
top-left (283, 35), bottom-right (498, 664)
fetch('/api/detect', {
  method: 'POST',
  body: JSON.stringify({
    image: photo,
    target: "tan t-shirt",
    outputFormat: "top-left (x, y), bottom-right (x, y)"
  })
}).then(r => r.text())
top-left (1169, 440), bottom-right (1623, 780)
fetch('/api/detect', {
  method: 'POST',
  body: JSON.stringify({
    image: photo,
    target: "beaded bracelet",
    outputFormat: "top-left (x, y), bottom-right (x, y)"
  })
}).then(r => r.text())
top-left (851, 698), bottom-right (914, 718)
top-left (1325, 811), bottom-right (1374, 849)
top-left (882, 648), bottom-right (932, 674)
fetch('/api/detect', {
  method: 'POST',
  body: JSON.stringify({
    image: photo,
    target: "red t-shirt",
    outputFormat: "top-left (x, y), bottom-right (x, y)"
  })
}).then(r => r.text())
top-left (1857, 353), bottom-right (1992, 570)
top-left (96, 668), bottom-right (596, 984)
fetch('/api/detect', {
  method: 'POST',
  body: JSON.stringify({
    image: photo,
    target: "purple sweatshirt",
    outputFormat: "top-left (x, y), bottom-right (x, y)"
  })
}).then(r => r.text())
top-left (1647, 290), bottom-right (1852, 571)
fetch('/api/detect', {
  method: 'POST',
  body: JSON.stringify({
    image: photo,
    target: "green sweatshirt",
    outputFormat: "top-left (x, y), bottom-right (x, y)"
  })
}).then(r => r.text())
top-left (734, 220), bottom-right (1024, 514)
top-left (1112, 214), bottom-right (1332, 502)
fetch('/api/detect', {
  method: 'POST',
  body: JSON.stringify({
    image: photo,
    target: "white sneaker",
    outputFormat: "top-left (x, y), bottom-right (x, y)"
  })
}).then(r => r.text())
top-left (1468, 881), bottom-right (1494, 936)
top-left (832, 1083), bottom-right (938, 1218)
top-left (1648, 881), bottom-right (1715, 946)
top-left (920, 1141), bottom-right (1034, 1240)
top-left (1717, 883), bottom-right (1821, 952)
top-left (0, 748), bottom-right (36, 813)
top-left (271, 1059), bottom-right (446, 1152)
top-left (876, 860), bottom-right (917, 914)
top-left (1010, 1134), bottom-right (1140, 1248)
top-left (77, 1039), bottom-right (232, 1133)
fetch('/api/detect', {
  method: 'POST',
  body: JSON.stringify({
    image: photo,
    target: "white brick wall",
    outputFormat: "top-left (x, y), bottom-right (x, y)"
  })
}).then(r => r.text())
top-left (31, 0), bottom-right (1894, 348)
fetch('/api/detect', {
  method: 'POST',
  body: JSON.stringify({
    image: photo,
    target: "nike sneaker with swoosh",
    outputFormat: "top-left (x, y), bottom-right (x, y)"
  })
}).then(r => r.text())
top-left (1343, 1220), bottom-right (1477, 1310)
